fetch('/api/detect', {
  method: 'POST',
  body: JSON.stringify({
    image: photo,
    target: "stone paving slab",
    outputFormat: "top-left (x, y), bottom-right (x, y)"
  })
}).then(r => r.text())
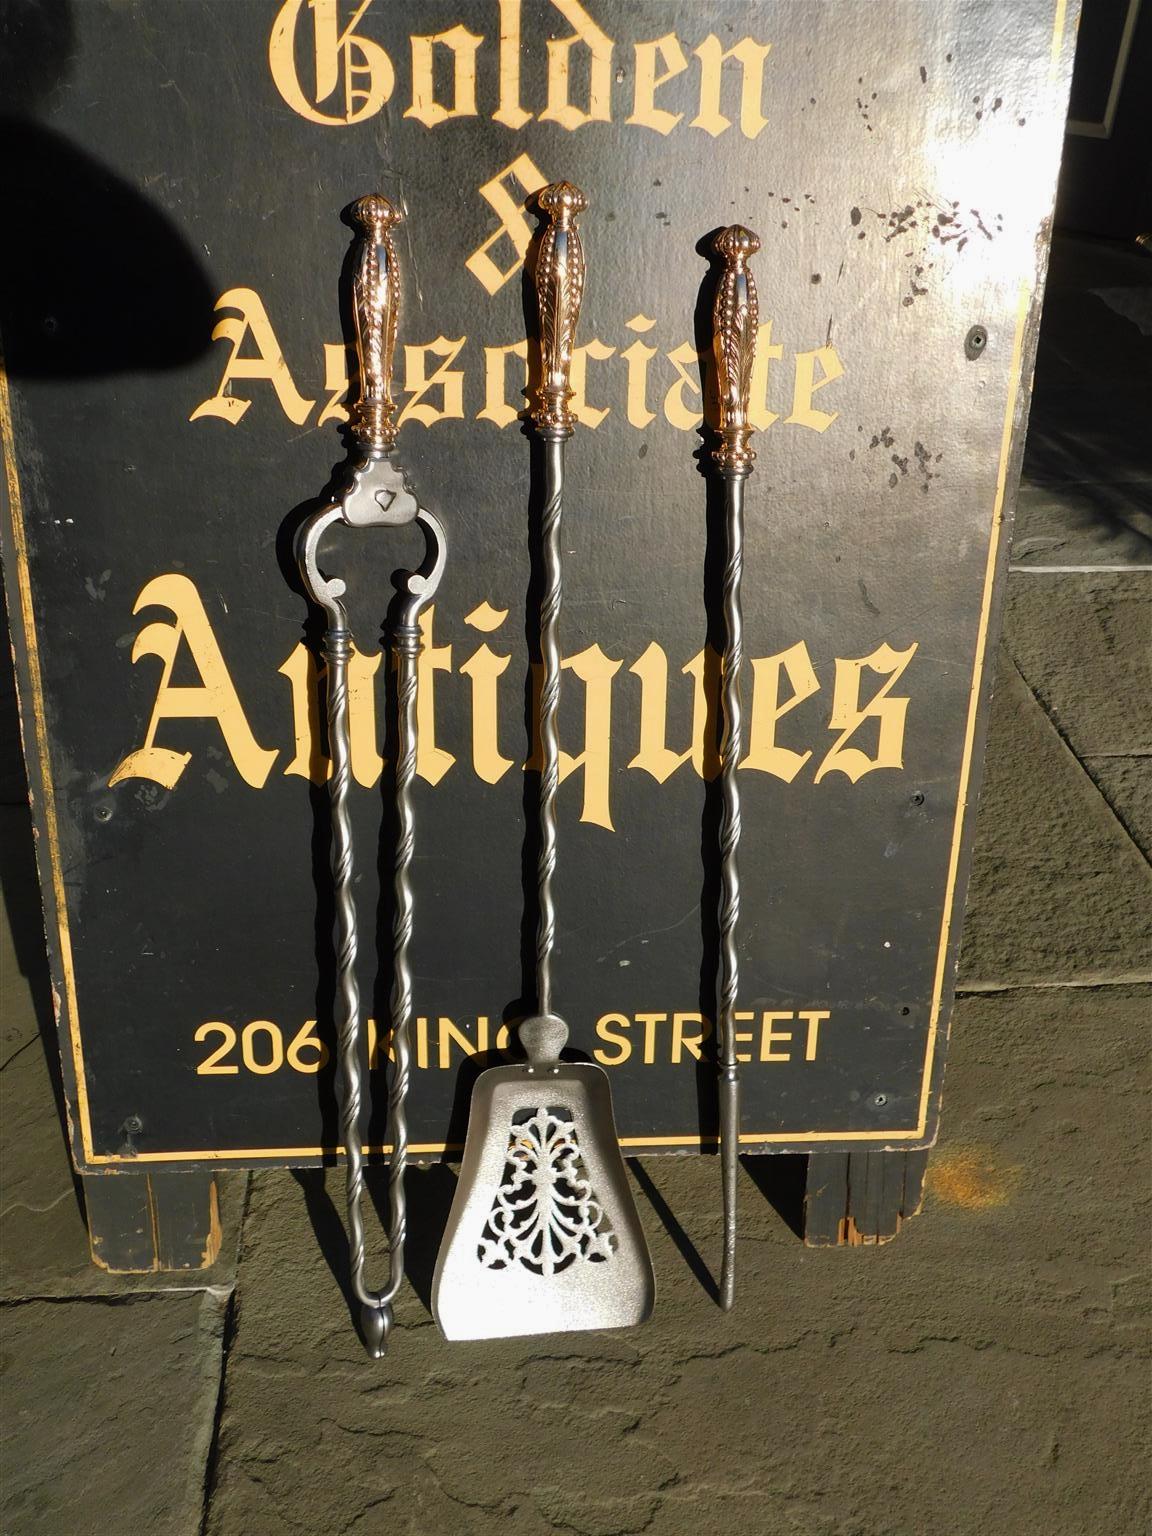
top-left (203, 983), bottom-right (1150, 1536)
top-left (1011, 237), bottom-right (1152, 571)
top-left (0, 804), bottom-right (50, 1066)
top-left (0, 906), bottom-right (36, 1066)
top-left (1081, 754), bottom-right (1152, 863)
top-left (1011, 480), bottom-right (1152, 570)
top-left (0, 585), bottom-right (29, 806)
top-left (958, 649), bottom-right (1152, 988)
top-left (1004, 573), bottom-right (1152, 756)
top-left (0, 985), bottom-right (244, 1302)
top-left (1, 1288), bottom-right (227, 1536)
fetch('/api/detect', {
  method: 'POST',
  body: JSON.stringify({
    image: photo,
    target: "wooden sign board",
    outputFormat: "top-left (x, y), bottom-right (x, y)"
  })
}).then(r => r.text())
top-left (1, 0), bottom-right (1079, 1172)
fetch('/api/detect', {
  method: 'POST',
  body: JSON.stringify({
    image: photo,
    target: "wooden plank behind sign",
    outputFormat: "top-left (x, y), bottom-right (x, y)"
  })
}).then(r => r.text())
top-left (0, 0), bottom-right (1080, 1171)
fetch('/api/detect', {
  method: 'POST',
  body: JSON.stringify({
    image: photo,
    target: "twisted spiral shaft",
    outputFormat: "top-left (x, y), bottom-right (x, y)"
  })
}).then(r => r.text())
top-left (535, 434), bottom-right (566, 1018)
top-left (383, 635), bottom-right (418, 1295)
top-left (323, 632), bottom-right (382, 1337)
top-left (717, 473), bottom-right (746, 1312)
top-left (324, 623), bottom-right (411, 1358)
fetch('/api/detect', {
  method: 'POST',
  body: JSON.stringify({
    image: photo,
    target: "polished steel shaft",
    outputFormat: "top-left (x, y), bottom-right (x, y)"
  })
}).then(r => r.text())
top-left (535, 433), bottom-right (565, 1016)
top-left (383, 633), bottom-right (419, 1312)
top-left (322, 629), bottom-right (368, 1291)
top-left (530, 179), bottom-right (586, 1023)
top-left (717, 471), bottom-right (746, 1312)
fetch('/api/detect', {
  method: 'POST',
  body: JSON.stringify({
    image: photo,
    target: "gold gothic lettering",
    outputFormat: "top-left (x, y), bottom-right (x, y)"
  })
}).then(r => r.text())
top-left (495, 0), bottom-right (532, 129)
top-left (110, 578), bottom-right (913, 820)
top-left (627, 34), bottom-right (689, 135)
top-left (742, 642), bottom-right (820, 782)
top-left (786, 345), bottom-right (845, 433)
top-left (268, 0), bottom-right (395, 127)
top-left (417, 608), bottom-right (455, 785)
top-left (749, 320), bottom-right (785, 431)
top-left (191, 289), bottom-right (846, 436)
top-left (188, 288), bottom-right (313, 427)
top-left (570, 340), bottom-right (617, 429)
top-left (629, 643), bottom-right (713, 784)
top-left (539, 0), bottom-right (614, 131)
top-left (477, 340), bottom-right (528, 429)
top-left (405, 24), bottom-right (482, 127)
top-left (621, 314), bottom-right (658, 429)
top-left (690, 36), bottom-right (772, 140)
top-left (268, 3), bottom-right (775, 142)
top-left (460, 602), bottom-right (514, 783)
top-left (559, 644), bottom-right (623, 831)
top-left (398, 337), bottom-right (468, 428)
top-left (278, 642), bottom-right (383, 787)
top-left (815, 644), bottom-right (918, 783)
top-left (464, 154), bottom-right (549, 296)
top-left (109, 574), bottom-right (277, 790)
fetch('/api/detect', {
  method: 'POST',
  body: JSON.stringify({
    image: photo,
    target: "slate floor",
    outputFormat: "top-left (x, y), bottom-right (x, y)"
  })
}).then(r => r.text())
top-left (1, 235), bottom-right (1149, 1536)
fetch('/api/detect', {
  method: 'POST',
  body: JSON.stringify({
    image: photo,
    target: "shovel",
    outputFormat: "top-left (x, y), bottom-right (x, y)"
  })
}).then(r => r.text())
top-left (296, 194), bottom-right (447, 1357)
top-left (432, 183), bottom-right (655, 1341)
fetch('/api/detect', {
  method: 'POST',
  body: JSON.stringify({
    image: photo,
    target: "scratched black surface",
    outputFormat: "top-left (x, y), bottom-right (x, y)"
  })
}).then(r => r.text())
top-left (0, 0), bottom-right (1076, 1164)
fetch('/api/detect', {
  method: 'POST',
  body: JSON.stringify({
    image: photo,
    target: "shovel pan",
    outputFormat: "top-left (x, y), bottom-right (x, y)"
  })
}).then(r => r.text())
top-left (433, 1024), bottom-right (654, 1341)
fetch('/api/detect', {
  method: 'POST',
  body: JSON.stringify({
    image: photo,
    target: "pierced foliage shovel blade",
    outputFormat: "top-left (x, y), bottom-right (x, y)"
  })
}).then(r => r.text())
top-left (434, 1048), bottom-right (654, 1341)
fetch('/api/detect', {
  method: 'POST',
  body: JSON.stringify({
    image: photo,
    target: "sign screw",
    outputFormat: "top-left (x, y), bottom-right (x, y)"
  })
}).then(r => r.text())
top-left (965, 325), bottom-right (988, 359)
top-left (118, 1115), bottom-right (144, 1156)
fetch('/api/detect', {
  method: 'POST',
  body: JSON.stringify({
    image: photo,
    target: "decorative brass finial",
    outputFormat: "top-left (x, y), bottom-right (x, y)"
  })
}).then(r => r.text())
top-left (531, 181), bottom-right (588, 436)
top-left (349, 194), bottom-right (404, 452)
top-left (712, 224), bottom-right (761, 473)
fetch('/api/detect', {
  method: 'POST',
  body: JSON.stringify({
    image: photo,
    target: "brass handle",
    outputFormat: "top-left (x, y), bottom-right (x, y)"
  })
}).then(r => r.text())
top-left (531, 181), bottom-right (588, 435)
top-left (712, 225), bottom-right (761, 473)
top-left (349, 193), bottom-right (403, 453)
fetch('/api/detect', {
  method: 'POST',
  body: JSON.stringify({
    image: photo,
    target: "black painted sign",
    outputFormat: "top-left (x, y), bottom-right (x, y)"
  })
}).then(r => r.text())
top-left (1, 0), bottom-right (1078, 1169)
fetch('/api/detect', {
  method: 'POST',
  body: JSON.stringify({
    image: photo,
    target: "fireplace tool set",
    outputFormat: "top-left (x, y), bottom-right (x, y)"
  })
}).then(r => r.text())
top-left (297, 185), bottom-right (760, 1356)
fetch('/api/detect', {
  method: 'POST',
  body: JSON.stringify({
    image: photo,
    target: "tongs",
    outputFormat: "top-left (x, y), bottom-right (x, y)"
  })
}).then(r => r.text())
top-left (296, 194), bottom-right (446, 1358)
